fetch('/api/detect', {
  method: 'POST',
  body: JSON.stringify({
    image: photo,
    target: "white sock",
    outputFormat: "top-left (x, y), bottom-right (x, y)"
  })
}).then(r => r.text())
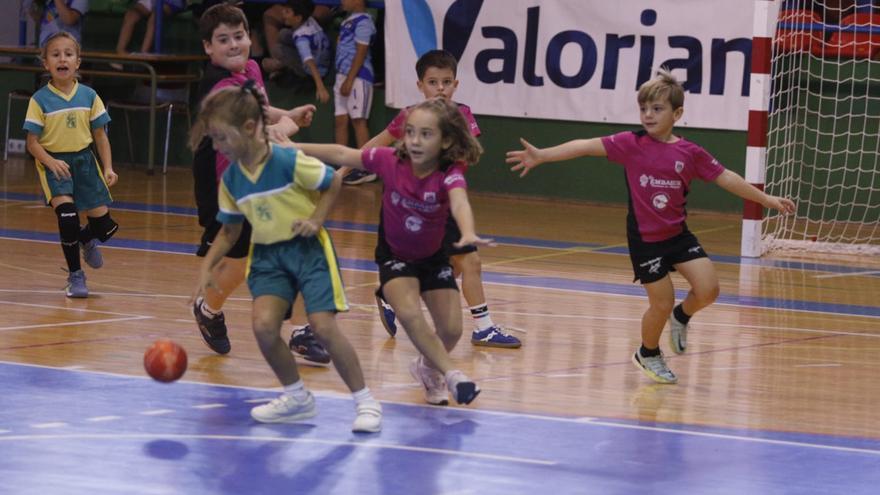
top-left (283, 379), bottom-right (309, 401)
top-left (200, 301), bottom-right (221, 319)
top-left (469, 303), bottom-right (494, 331)
top-left (352, 387), bottom-right (374, 405)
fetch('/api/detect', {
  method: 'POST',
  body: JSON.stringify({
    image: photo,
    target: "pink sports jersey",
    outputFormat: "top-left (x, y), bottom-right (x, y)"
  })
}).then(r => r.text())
top-left (210, 60), bottom-right (267, 179)
top-left (601, 131), bottom-right (725, 242)
top-left (361, 147), bottom-right (467, 261)
top-left (385, 102), bottom-right (481, 140)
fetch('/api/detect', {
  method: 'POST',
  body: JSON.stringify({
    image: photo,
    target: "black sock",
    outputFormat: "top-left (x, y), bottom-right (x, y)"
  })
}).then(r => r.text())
top-left (639, 345), bottom-right (660, 358)
top-left (61, 242), bottom-right (81, 272)
top-left (673, 304), bottom-right (692, 325)
top-left (79, 224), bottom-right (95, 244)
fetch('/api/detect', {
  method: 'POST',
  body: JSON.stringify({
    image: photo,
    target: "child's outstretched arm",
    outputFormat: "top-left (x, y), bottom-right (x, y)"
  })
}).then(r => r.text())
top-left (292, 169), bottom-right (343, 238)
top-left (294, 143), bottom-right (366, 170)
top-left (714, 169), bottom-right (796, 214)
top-left (449, 188), bottom-right (495, 248)
top-left (92, 127), bottom-right (117, 187)
top-left (506, 137), bottom-right (607, 177)
top-left (362, 129), bottom-right (395, 149)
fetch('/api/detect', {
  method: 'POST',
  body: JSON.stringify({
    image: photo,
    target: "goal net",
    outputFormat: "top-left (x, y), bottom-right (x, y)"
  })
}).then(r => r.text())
top-left (761, 0), bottom-right (880, 255)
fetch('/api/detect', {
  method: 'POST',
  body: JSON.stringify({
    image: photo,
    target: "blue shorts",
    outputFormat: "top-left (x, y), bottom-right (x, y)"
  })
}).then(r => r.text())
top-left (36, 148), bottom-right (112, 210)
top-left (246, 229), bottom-right (349, 315)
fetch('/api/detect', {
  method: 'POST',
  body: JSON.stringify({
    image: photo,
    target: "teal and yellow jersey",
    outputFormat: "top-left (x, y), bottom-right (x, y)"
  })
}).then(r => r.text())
top-left (23, 81), bottom-right (110, 153)
top-left (217, 144), bottom-right (335, 245)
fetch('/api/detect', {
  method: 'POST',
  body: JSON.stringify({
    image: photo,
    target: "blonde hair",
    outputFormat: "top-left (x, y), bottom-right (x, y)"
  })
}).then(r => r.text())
top-left (41, 31), bottom-right (81, 60)
top-left (189, 81), bottom-right (269, 150)
top-left (637, 67), bottom-right (684, 109)
top-left (395, 98), bottom-right (483, 169)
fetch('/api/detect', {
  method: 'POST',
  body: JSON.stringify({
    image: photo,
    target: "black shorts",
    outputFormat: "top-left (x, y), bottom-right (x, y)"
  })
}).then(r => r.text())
top-left (375, 235), bottom-right (458, 296)
top-left (442, 215), bottom-right (478, 257)
top-left (196, 219), bottom-right (253, 259)
top-left (628, 231), bottom-right (708, 284)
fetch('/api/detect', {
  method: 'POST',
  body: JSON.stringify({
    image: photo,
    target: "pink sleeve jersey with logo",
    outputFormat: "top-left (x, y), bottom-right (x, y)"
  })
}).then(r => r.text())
top-left (385, 102), bottom-right (481, 140)
top-left (361, 147), bottom-right (468, 261)
top-left (601, 131), bottom-right (725, 243)
top-left (210, 60), bottom-right (268, 179)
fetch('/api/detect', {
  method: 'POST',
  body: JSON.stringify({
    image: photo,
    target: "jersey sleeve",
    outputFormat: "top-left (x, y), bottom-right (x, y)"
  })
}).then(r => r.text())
top-left (294, 34), bottom-right (314, 63)
top-left (354, 16), bottom-right (376, 45)
top-left (443, 163), bottom-right (468, 191)
top-left (692, 146), bottom-right (726, 182)
top-left (90, 93), bottom-right (111, 129)
top-left (385, 108), bottom-right (408, 139)
top-left (600, 131), bottom-right (635, 166)
top-left (216, 179), bottom-right (244, 224)
top-left (457, 104), bottom-right (481, 137)
top-left (293, 150), bottom-right (334, 191)
top-left (361, 147), bottom-right (396, 177)
top-left (22, 97), bottom-right (44, 135)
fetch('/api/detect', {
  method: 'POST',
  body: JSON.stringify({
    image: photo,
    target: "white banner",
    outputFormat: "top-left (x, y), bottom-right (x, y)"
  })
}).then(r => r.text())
top-left (385, 0), bottom-right (755, 130)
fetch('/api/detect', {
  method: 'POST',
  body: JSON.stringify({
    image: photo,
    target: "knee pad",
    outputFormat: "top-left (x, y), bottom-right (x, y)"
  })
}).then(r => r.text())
top-left (55, 203), bottom-right (80, 245)
top-left (87, 213), bottom-right (119, 242)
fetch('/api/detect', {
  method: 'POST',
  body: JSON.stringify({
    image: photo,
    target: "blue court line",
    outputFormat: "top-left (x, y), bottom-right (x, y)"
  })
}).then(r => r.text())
top-left (4, 190), bottom-right (878, 277)
top-left (1, 362), bottom-right (878, 495)
top-left (2, 227), bottom-right (879, 319)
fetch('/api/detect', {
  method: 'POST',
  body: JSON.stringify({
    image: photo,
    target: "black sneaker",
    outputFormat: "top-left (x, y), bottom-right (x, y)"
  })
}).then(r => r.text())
top-left (342, 169), bottom-right (378, 185)
top-left (289, 325), bottom-right (331, 365)
top-left (192, 297), bottom-right (231, 355)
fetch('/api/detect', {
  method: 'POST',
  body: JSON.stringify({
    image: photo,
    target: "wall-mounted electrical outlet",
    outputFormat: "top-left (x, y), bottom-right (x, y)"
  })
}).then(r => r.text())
top-left (6, 139), bottom-right (25, 154)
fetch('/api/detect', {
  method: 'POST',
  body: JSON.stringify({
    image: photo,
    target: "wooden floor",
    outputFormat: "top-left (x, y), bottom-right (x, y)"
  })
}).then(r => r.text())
top-left (2, 155), bottom-right (879, 441)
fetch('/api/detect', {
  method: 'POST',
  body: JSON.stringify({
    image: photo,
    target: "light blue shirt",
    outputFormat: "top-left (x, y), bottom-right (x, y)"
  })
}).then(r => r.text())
top-left (38, 0), bottom-right (89, 47)
top-left (293, 17), bottom-right (331, 77)
top-left (335, 12), bottom-right (376, 83)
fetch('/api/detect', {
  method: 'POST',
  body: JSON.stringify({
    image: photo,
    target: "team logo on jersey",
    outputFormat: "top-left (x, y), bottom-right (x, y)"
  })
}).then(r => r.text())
top-left (674, 161), bottom-right (684, 173)
top-left (651, 192), bottom-right (669, 210)
top-left (391, 191), bottom-right (401, 206)
top-left (423, 191), bottom-right (436, 203)
top-left (256, 201), bottom-right (272, 221)
top-left (66, 114), bottom-right (76, 129)
top-left (640, 174), bottom-right (650, 187)
top-left (444, 174), bottom-right (463, 186)
top-left (404, 215), bottom-right (423, 232)
top-left (640, 174), bottom-right (682, 189)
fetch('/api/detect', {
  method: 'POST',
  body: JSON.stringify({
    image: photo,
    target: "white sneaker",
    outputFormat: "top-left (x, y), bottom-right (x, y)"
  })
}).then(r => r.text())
top-left (445, 370), bottom-right (480, 405)
top-left (409, 357), bottom-right (449, 406)
top-left (251, 392), bottom-right (317, 423)
top-left (632, 351), bottom-right (678, 384)
top-left (668, 314), bottom-right (688, 354)
top-left (352, 399), bottom-right (382, 433)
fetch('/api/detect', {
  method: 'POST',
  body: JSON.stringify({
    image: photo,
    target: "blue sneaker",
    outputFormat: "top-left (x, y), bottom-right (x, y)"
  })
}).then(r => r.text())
top-left (65, 270), bottom-right (88, 298)
top-left (80, 239), bottom-right (103, 269)
top-left (375, 294), bottom-right (397, 337)
top-left (471, 325), bottom-right (521, 348)
top-left (289, 325), bottom-right (331, 365)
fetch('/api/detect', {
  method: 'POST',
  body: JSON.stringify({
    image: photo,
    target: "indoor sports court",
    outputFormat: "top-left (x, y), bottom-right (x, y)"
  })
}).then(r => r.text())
top-left (1, 157), bottom-right (879, 494)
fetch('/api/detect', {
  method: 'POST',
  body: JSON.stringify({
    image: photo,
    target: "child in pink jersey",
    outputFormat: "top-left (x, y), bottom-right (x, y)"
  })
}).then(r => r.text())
top-left (296, 98), bottom-right (490, 406)
top-left (507, 69), bottom-right (795, 384)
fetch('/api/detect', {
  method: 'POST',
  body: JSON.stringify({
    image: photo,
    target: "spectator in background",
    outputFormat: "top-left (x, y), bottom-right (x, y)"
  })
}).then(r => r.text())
top-left (27, 0), bottom-right (89, 46)
top-left (114, 0), bottom-right (186, 56)
top-left (261, 0), bottom-right (332, 101)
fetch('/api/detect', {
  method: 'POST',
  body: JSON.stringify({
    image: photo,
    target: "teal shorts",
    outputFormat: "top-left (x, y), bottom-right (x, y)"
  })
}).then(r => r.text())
top-left (37, 148), bottom-right (112, 210)
top-left (246, 229), bottom-right (349, 315)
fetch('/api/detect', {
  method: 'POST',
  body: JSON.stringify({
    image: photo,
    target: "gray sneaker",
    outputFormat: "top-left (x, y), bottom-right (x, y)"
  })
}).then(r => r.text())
top-left (668, 315), bottom-right (688, 354)
top-left (80, 239), bottom-right (103, 269)
top-left (251, 392), bottom-right (317, 423)
top-left (632, 351), bottom-right (678, 384)
top-left (65, 270), bottom-right (88, 298)
top-left (352, 399), bottom-right (382, 433)
top-left (445, 370), bottom-right (480, 405)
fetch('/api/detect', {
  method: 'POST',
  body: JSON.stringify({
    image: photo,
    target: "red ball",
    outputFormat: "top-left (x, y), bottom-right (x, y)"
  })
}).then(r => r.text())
top-left (144, 339), bottom-right (188, 383)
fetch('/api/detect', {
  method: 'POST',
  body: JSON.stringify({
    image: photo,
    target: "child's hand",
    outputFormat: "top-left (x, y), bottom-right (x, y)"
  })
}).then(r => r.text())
top-left (291, 219), bottom-right (320, 238)
top-left (315, 85), bottom-right (330, 104)
top-left (454, 234), bottom-right (496, 249)
top-left (506, 138), bottom-right (543, 177)
top-left (103, 168), bottom-right (118, 187)
top-left (267, 119), bottom-right (298, 144)
top-left (289, 104), bottom-right (316, 128)
top-left (45, 158), bottom-right (71, 180)
top-left (340, 79), bottom-right (353, 97)
top-left (765, 195), bottom-right (796, 215)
